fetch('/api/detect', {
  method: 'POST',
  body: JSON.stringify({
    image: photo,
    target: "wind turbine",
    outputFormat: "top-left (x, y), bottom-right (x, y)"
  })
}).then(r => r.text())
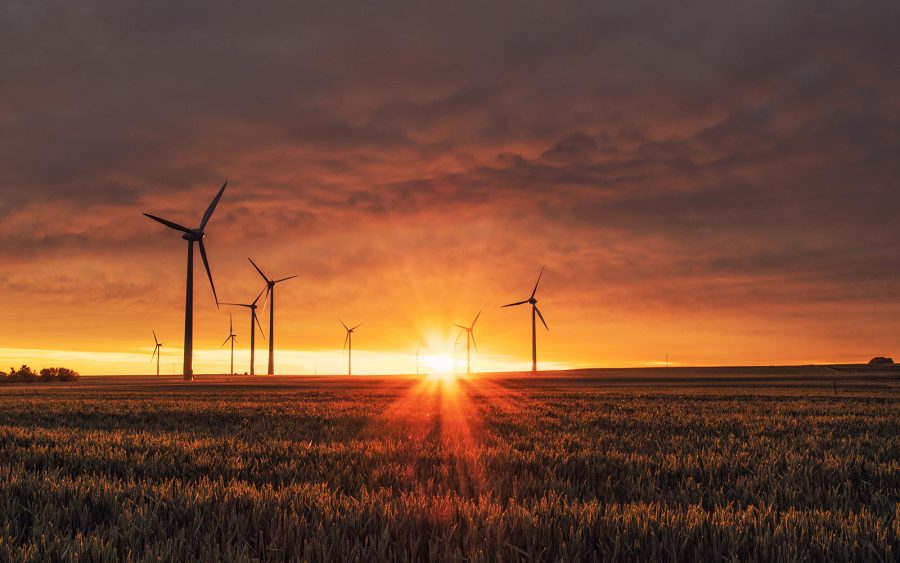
top-left (150, 330), bottom-right (163, 376)
top-left (248, 258), bottom-right (297, 375)
top-left (144, 182), bottom-right (226, 381)
top-left (502, 266), bottom-right (549, 373)
top-left (220, 287), bottom-right (266, 375)
top-left (220, 314), bottom-right (237, 375)
top-left (339, 320), bottom-right (361, 376)
top-left (455, 311), bottom-right (481, 374)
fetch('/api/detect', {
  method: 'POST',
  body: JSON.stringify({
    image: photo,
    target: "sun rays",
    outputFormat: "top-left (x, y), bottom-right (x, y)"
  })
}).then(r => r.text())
top-left (373, 372), bottom-right (493, 497)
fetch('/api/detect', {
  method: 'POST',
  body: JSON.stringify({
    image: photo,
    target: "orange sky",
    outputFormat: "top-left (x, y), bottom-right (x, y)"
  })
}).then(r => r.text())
top-left (1, 2), bottom-right (899, 375)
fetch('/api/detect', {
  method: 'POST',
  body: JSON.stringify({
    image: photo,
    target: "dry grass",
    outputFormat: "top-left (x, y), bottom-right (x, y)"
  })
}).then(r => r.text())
top-left (0, 368), bottom-right (897, 561)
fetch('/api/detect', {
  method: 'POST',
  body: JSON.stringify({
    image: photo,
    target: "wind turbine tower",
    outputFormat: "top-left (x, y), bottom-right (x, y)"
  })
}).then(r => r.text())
top-left (455, 311), bottom-right (481, 374)
top-left (150, 330), bottom-right (163, 376)
top-left (220, 314), bottom-right (237, 375)
top-left (502, 267), bottom-right (549, 373)
top-left (221, 286), bottom-right (266, 375)
top-left (249, 258), bottom-right (297, 375)
top-left (340, 320), bottom-right (361, 376)
top-left (144, 182), bottom-right (226, 380)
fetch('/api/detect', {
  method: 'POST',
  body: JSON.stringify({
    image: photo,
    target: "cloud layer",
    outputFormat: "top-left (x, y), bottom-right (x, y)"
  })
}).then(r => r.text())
top-left (1, 1), bottom-right (899, 371)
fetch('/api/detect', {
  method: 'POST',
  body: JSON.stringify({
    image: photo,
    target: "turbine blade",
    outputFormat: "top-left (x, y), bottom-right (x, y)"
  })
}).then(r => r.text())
top-left (338, 319), bottom-right (349, 331)
top-left (150, 346), bottom-right (157, 361)
top-left (199, 182), bottom-right (227, 230)
top-left (198, 240), bottom-right (219, 307)
top-left (220, 302), bottom-right (251, 308)
top-left (254, 311), bottom-right (266, 340)
top-left (471, 332), bottom-right (478, 352)
top-left (342, 331), bottom-right (349, 350)
top-left (152, 330), bottom-right (158, 345)
top-left (259, 286), bottom-right (270, 320)
top-left (274, 275), bottom-right (298, 283)
top-left (143, 213), bottom-right (192, 234)
top-left (229, 314), bottom-right (233, 333)
top-left (472, 310), bottom-right (481, 327)
top-left (248, 257), bottom-right (270, 283)
top-left (535, 306), bottom-right (549, 331)
top-left (351, 323), bottom-right (362, 331)
top-left (454, 324), bottom-right (467, 330)
top-left (251, 286), bottom-right (266, 305)
top-left (455, 330), bottom-right (463, 344)
top-left (220, 335), bottom-right (231, 348)
top-left (502, 300), bottom-right (529, 308)
top-left (530, 266), bottom-right (545, 300)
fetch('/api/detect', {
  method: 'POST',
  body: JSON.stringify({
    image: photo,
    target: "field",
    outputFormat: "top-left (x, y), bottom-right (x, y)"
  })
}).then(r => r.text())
top-left (0, 366), bottom-right (897, 561)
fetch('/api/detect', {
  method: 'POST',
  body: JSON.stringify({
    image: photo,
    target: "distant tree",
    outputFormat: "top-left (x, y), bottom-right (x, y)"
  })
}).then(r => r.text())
top-left (0, 365), bottom-right (78, 384)
top-left (10, 365), bottom-right (37, 382)
top-left (868, 356), bottom-right (894, 365)
top-left (56, 367), bottom-right (79, 381)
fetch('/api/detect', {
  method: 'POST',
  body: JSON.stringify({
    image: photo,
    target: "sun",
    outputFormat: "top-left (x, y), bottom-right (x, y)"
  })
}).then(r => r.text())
top-left (423, 354), bottom-right (455, 376)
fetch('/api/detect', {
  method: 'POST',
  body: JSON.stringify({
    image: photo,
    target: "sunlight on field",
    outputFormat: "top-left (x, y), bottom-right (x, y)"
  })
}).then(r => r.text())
top-left (379, 371), bottom-right (485, 496)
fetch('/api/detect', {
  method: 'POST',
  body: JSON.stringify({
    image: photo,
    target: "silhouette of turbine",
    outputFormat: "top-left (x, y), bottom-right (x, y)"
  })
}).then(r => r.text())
top-left (339, 320), bottom-right (361, 376)
top-left (220, 314), bottom-right (237, 375)
top-left (150, 330), bottom-right (163, 377)
top-left (220, 287), bottom-right (266, 375)
top-left (455, 311), bottom-right (481, 374)
top-left (502, 267), bottom-right (549, 372)
top-left (249, 258), bottom-right (297, 375)
top-left (144, 182), bottom-right (226, 380)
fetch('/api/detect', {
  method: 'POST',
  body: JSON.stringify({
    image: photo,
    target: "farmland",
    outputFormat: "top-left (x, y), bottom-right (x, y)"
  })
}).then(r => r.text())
top-left (0, 367), bottom-right (897, 561)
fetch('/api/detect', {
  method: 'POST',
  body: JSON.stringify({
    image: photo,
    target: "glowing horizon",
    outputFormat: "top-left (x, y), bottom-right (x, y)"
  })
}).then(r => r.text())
top-left (0, 342), bottom-right (878, 377)
top-left (0, 344), bottom-right (582, 377)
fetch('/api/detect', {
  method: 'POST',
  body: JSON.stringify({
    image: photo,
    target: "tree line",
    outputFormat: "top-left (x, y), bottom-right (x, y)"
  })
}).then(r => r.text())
top-left (1, 365), bottom-right (79, 383)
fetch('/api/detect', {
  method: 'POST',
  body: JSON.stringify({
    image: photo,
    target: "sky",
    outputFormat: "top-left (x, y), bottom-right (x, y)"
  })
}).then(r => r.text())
top-left (1, 1), bottom-right (899, 375)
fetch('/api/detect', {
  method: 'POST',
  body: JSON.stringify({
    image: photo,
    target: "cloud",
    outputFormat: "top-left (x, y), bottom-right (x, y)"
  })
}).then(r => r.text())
top-left (1, 0), bottom-right (899, 365)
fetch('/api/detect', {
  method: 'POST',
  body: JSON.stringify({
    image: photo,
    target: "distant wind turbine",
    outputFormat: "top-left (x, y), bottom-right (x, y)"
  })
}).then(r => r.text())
top-left (455, 311), bottom-right (481, 374)
top-left (220, 314), bottom-right (237, 375)
top-left (339, 320), bottom-right (361, 376)
top-left (502, 266), bottom-right (549, 373)
top-left (144, 182), bottom-right (226, 380)
top-left (249, 258), bottom-right (297, 375)
top-left (221, 286), bottom-right (267, 375)
top-left (150, 330), bottom-right (163, 376)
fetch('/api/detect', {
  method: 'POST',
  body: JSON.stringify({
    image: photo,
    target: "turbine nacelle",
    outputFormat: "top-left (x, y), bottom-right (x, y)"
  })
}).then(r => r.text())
top-left (181, 229), bottom-right (205, 242)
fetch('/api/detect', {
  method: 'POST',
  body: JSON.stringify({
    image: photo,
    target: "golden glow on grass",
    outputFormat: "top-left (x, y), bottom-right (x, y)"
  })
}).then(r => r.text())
top-left (377, 372), bottom-right (484, 494)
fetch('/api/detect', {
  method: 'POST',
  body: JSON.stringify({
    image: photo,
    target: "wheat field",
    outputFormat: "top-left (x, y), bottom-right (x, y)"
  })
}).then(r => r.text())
top-left (0, 368), bottom-right (897, 561)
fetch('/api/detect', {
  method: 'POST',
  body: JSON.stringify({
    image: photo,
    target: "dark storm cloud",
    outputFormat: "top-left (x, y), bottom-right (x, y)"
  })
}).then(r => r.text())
top-left (1, 0), bottom-right (899, 312)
